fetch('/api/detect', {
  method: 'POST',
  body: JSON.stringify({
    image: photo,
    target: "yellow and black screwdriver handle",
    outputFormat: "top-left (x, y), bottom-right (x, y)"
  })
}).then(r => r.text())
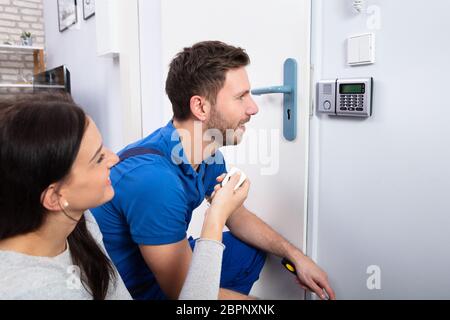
top-left (281, 258), bottom-right (297, 275)
top-left (282, 258), bottom-right (330, 300)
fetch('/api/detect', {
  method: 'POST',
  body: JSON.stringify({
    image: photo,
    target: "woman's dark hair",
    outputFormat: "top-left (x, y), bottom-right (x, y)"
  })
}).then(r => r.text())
top-left (0, 92), bottom-right (116, 300)
top-left (166, 40), bottom-right (250, 121)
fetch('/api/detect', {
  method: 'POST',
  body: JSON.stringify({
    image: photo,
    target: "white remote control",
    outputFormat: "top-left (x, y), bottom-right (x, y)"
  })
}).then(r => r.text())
top-left (221, 167), bottom-right (247, 191)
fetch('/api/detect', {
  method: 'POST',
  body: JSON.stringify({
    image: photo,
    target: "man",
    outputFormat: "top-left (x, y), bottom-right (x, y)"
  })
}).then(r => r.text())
top-left (92, 41), bottom-right (335, 300)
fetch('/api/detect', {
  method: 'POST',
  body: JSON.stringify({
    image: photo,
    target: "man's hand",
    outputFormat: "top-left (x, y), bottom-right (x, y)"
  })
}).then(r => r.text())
top-left (293, 254), bottom-right (336, 300)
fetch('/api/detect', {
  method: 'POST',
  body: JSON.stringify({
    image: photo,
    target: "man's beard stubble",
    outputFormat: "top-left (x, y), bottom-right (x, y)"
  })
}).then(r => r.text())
top-left (206, 107), bottom-right (246, 146)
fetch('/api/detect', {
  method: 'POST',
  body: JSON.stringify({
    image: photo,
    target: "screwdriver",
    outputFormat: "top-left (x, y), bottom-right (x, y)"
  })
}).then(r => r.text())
top-left (281, 258), bottom-right (297, 275)
top-left (281, 258), bottom-right (330, 300)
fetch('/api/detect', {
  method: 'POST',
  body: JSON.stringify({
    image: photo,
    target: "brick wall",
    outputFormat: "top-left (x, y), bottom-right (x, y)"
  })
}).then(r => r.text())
top-left (0, 0), bottom-right (45, 92)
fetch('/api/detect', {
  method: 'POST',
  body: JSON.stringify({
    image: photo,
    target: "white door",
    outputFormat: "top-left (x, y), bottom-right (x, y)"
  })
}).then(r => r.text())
top-left (142, 0), bottom-right (312, 300)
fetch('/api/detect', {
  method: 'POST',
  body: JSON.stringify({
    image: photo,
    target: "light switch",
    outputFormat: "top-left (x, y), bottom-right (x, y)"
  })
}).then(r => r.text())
top-left (347, 36), bottom-right (360, 65)
top-left (347, 33), bottom-right (375, 66)
top-left (359, 33), bottom-right (374, 63)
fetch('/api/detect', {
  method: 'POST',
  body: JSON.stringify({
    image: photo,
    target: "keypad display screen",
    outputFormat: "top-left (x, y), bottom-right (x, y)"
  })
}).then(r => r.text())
top-left (340, 83), bottom-right (365, 94)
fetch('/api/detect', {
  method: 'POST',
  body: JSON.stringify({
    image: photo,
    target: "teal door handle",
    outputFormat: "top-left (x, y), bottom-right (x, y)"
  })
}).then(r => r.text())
top-left (251, 58), bottom-right (298, 141)
top-left (252, 85), bottom-right (292, 95)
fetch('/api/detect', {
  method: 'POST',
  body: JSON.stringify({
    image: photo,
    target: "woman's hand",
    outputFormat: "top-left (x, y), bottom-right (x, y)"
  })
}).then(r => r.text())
top-left (201, 173), bottom-right (250, 241)
top-left (210, 173), bottom-right (249, 218)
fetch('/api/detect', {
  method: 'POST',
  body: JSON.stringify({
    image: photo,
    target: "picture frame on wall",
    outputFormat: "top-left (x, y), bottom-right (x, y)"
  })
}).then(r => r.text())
top-left (57, 0), bottom-right (77, 32)
top-left (83, 0), bottom-right (95, 20)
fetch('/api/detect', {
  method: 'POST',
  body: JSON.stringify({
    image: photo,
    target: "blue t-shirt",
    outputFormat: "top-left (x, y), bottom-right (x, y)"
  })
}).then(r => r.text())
top-left (91, 121), bottom-right (227, 300)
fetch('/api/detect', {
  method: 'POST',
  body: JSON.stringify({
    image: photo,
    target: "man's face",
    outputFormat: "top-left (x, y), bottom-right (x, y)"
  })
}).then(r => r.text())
top-left (206, 67), bottom-right (259, 146)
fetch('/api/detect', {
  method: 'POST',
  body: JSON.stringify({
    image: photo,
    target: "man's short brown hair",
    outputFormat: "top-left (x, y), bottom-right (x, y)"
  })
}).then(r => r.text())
top-left (165, 41), bottom-right (250, 121)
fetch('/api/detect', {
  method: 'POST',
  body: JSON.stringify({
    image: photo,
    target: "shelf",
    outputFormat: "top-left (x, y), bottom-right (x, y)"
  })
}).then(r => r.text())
top-left (0, 84), bottom-right (66, 89)
top-left (0, 44), bottom-right (46, 75)
top-left (0, 44), bottom-right (44, 53)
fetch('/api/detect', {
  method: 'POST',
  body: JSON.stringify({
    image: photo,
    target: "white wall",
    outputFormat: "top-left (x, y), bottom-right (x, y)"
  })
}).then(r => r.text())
top-left (43, 0), bottom-right (124, 151)
top-left (308, 0), bottom-right (450, 299)
top-left (139, 0), bottom-right (165, 135)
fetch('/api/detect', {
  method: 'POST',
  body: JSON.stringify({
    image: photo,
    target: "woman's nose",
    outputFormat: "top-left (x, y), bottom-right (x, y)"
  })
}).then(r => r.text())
top-left (108, 151), bottom-right (120, 168)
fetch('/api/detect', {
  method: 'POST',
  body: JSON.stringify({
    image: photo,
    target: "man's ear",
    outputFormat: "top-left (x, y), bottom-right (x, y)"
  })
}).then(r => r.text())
top-left (41, 185), bottom-right (63, 212)
top-left (189, 95), bottom-right (211, 122)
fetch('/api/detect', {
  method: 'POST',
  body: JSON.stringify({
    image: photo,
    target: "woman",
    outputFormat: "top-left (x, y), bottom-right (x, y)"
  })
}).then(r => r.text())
top-left (0, 93), bottom-right (249, 300)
